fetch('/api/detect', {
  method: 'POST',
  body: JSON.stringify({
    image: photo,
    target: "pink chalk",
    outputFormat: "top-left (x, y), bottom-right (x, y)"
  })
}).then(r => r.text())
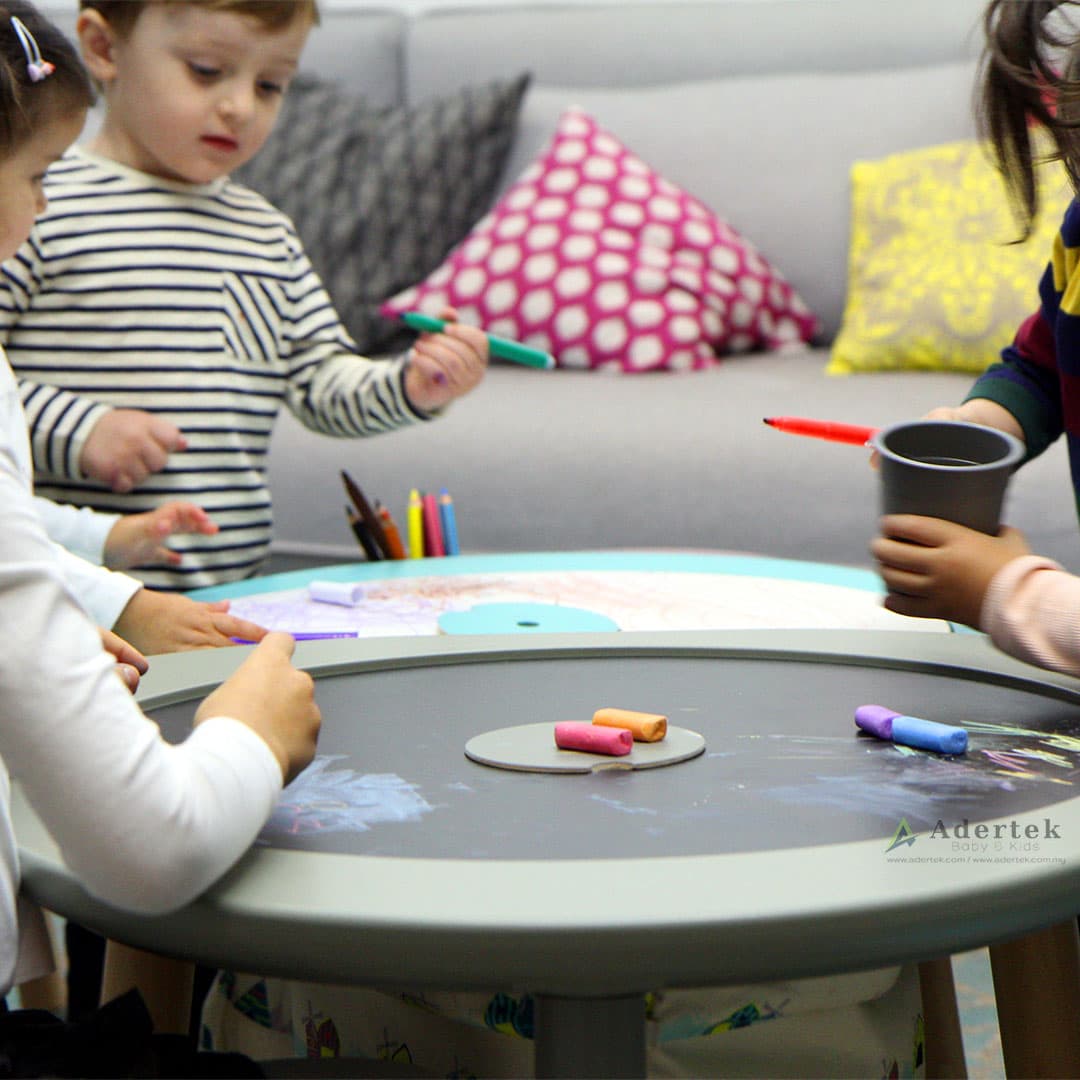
top-left (554, 721), bottom-right (633, 756)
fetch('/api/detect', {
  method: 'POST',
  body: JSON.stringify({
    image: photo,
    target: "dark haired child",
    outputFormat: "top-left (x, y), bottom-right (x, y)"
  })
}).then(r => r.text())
top-left (875, 0), bottom-right (1080, 674)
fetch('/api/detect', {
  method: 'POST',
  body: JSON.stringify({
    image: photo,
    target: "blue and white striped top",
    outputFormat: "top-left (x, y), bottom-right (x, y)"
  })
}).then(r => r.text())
top-left (1, 148), bottom-right (425, 591)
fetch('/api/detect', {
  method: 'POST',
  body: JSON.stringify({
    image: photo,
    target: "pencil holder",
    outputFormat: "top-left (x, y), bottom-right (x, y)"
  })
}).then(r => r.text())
top-left (871, 420), bottom-right (1024, 534)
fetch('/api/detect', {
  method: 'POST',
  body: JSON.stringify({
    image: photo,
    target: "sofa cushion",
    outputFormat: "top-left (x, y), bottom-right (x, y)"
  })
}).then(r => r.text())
top-left (828, 139), bottom-right (1072, 374)
top-left (233, 72), bottom-right (530, 354)
top-left (493, 63), bottom-right (979, 343)
top-left (382, 108), bottom-right (818, 372)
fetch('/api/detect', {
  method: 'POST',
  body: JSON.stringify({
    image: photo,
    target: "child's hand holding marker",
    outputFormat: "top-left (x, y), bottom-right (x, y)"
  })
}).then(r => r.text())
top-left (402, 306), bottom-right (489, 412)
top-left (401, 311), bottom-right (556, 370)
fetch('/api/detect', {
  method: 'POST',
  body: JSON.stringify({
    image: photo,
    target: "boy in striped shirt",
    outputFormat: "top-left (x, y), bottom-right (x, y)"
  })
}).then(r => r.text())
top-left (1, 0), bottom-right (488, 593)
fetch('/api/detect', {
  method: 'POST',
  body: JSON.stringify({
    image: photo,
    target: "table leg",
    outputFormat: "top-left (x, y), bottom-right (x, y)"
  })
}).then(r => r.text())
top-left (989, 920), bottom-right (1080, 1078)
top-left (918, 957), bottom-right (967, 1078)
top-left (534, 993), bottom-right (647, 1078)
top-left (100, 940), bottom-right (193, 1035)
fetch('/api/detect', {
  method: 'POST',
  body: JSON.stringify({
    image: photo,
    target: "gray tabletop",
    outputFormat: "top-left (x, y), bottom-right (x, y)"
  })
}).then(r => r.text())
top-left (14, 629), bottom-right (1080, 995)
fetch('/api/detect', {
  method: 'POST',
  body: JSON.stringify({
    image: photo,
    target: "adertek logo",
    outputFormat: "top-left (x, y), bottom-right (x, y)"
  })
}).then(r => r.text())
top-left (884, 816), bottom-right (1066, 866)
top-left (885, 818), bottom-right (917, 853)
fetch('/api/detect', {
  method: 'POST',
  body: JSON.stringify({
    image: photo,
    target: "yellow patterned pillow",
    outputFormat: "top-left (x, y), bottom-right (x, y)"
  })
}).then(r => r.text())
top-left (828, 139), bottom-right (1072, 374)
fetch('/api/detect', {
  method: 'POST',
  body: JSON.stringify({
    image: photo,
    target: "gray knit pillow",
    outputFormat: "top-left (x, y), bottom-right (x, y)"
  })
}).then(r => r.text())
top-left (234, 73), bottom-right (531, 354)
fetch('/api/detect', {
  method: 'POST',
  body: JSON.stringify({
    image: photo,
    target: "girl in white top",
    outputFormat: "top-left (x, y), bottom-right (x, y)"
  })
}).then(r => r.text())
top-left (0, 4), bottom-right (321, 1069)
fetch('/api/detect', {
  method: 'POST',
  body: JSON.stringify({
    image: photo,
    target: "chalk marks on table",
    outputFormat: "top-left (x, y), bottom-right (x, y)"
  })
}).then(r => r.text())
top-left (260, 755), bottom-right (433, 839)
top-left (755, 718), bottom-right (1080, 827)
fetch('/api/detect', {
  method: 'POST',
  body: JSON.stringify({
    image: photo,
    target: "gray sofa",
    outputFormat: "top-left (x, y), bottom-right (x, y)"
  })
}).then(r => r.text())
top-left (58, 0), bottom-right (1080, 573)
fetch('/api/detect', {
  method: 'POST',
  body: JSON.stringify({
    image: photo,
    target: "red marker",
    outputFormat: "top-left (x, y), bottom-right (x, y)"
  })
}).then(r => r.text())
top-left (763, 416), bottom-right (879, 446)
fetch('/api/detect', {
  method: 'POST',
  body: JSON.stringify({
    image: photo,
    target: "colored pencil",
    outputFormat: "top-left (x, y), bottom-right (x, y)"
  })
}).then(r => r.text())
top-left (407, 488), bottom-right (424, 558)
top-left (438, 487), bottom-right (460, 555)
top-left (422, 492), bottom-right (445, 556)
top-left (376, 501), bottom-right (407, 559)
top-left (341, 469), bottom-right (392, 558)
top-left (345, 505), bottom-right (381, 561)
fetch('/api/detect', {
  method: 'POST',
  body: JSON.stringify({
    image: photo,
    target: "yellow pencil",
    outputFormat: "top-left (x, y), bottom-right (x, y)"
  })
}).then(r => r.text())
top-left (407, 488), bottom-right (424, 558)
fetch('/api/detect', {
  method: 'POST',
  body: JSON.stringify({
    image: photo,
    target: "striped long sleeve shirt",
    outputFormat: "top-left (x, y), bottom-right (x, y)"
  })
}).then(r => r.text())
top-left (0, 148), bottom-right (427, 591)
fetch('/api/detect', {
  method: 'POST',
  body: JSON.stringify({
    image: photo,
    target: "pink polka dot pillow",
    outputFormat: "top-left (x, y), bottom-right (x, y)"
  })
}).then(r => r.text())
top-left (381, 108), bottom-right (819, 372)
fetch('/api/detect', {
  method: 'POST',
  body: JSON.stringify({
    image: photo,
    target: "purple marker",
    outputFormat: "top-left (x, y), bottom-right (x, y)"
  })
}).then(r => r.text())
top-left (854, 704), bottom-right (968, 755)
top-left (232, 631), bottom-right (359, 644)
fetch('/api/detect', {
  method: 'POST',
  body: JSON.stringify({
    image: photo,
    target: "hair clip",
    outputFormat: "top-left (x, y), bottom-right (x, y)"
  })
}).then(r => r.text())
top-left (10, 16), bottom-right (54, 82)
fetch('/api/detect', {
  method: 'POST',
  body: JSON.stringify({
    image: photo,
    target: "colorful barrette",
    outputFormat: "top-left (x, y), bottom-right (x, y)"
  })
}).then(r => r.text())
top-left (10, 16), bottom-right (54, 83)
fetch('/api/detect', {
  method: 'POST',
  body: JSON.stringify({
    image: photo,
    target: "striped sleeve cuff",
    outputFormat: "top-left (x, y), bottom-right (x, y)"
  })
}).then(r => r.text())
top-left (22, 383), bottom-right (112, 481)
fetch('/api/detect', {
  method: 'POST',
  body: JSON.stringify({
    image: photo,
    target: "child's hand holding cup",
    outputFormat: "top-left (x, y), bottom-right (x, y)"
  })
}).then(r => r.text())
top-left (870, 419), bottom-right (1024, 534)
top-left (870, 420), bottom-right (1028, 627)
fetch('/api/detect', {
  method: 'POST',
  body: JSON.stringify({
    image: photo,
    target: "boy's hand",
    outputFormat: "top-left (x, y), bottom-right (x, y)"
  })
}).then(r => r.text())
top-left (871, 514), bottom-right (1031, 629)
top-left (99, 627), bottom-right (148, 692)
top-left (403, 306), bottom-right (488, 413)
top-left (195, 632), bottom-right (321, 785)
top-left (81, 409), bottom-right (188, 493)
top-left (104, 502), bottom-right (219, 569)
top-left (112, 589), bottom-right (269, 654)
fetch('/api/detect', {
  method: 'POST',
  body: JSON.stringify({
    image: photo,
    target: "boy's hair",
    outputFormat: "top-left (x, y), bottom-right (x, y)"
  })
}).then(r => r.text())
top-left (979, 0), bottom-right (1080, 238)
top-left (79, 0), bottom-right (320, 40)
top-left (0, 0), bottom-right (94, 157)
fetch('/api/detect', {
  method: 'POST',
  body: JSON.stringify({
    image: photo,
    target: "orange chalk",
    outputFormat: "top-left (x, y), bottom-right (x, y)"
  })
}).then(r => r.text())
top-left (555, 721), bottom-right (632, 756)
top-left (592, 707), bottom-right (668, 743)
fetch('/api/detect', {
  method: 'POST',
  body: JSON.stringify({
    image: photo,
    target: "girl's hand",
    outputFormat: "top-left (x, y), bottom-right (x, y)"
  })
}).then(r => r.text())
top-left (403, 306), bottom-right (488, 412)
top-left (195, 632), bottom-right (321, 784)
top-left (99, 627), bottom-right (148, 692)
top-left (104, 502), bottom-right (219, 569)
top-left (923, 400), bottom-right (1026, 440)
top-left (113, 590), bottom-right (269, 654)
top-left (871, 514), bottom-right (1031, 628)
top-left (869, 399), bottom-right (1025, 470)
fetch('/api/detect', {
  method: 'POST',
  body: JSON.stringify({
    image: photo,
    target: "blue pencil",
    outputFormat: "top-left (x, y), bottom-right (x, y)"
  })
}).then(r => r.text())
top-left (439, 487), bottom-right (460, 555)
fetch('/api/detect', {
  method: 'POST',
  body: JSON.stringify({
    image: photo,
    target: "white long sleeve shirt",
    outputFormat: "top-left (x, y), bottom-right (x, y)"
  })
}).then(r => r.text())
top-left (0, 355), bottom-right (282, 995)
top-left (34, 496), bottom-right (116, 564)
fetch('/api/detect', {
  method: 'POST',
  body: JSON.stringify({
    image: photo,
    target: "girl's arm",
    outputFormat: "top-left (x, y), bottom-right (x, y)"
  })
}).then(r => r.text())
top-left (963, 306), bottom-right (1064, 460)
top-left (982, 555), bottom-right (1080, 678)
top-left (32, 497), bottom-right (116, 563)
top-left (0, 448), bottom-right (285, 914)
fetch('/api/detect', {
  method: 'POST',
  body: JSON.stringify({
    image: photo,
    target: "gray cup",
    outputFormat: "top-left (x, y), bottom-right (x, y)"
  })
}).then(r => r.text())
top-left (871, 420), bottom-right (1024, 534)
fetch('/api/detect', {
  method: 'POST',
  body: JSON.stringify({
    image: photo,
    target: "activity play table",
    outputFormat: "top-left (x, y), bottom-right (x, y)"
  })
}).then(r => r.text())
top-left (13, 620), bottom-right (1080, 1076)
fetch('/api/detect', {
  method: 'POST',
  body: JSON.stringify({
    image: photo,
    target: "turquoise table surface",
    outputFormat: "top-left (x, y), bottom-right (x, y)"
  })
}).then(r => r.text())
top-left (190, 550), bottom-right (888, 603)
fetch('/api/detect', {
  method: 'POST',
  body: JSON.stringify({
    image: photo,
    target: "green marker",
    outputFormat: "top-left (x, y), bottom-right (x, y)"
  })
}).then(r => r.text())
top-left (400, 311), bottom-right (556, 370)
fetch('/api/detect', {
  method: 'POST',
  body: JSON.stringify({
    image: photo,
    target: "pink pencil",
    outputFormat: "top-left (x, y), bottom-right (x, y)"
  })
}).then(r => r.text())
top-left (763, 416), bottom-right (878, 446)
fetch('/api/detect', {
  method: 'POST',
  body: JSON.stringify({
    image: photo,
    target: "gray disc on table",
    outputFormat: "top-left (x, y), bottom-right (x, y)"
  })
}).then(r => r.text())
top-left (465, 722), bottom-right (706, 774)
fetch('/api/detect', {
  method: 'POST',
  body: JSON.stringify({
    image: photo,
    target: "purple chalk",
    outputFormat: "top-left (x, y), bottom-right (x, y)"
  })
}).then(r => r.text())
top-left (854, 704), bottom-right (897, 740)
top-left (854, 703), bottom-right (969, 754)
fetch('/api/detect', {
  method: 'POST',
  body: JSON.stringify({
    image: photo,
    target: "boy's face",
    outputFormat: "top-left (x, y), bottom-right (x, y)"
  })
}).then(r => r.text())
top-left (0, 110), bottom-right (86, 262)
top-left (84, 4), bottom-right (311, 184)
